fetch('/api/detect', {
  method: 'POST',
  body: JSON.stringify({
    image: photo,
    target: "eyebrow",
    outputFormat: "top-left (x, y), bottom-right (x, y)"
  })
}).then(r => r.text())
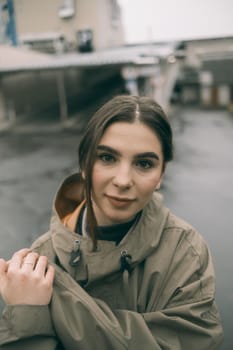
top-left (97, 145), bottom-right (160, 160)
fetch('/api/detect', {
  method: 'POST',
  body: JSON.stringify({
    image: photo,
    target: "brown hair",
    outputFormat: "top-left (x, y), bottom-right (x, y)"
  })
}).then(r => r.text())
top-left (78, 95), bottom-right (173, 250)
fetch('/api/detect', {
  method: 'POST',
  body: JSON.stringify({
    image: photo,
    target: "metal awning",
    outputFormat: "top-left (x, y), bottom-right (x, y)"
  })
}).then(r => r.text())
top-left (0, 42), bottom-right (178, 124)
top-left (0, 43), bottom-right (177, 74)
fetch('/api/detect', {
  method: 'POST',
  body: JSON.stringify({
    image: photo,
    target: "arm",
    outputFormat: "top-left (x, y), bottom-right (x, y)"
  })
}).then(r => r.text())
top-left (0, 249), bottom-right (58, 349)
top-left (0, 305), bottom-right (58, 349)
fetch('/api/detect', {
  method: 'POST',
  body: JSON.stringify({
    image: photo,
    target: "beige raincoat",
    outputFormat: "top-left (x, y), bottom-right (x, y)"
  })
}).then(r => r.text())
top-left (0, 174), bottom-right (223, 349)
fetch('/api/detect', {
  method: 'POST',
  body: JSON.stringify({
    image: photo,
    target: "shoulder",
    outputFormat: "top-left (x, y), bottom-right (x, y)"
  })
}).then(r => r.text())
top-left (164, 211), bottom-right (211, 265)
top-left (148, 193), bottom-right (210, 260)
top-left (30, 231), bottom-right (55, 261)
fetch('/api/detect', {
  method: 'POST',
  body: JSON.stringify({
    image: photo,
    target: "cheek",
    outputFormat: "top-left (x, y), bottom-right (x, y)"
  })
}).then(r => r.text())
top-left (92, 165), bottom-right (107, 190)
top-left (137, 174), bottom-right (161, 195)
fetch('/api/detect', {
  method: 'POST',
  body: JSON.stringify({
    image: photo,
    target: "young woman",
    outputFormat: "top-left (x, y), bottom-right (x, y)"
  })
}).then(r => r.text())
top-left (0, 95), bottom-right (223, 349)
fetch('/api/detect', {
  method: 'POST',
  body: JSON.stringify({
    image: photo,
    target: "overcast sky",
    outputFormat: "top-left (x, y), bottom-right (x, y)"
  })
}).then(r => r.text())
top-left (118, 0), bottom-right (233, 43)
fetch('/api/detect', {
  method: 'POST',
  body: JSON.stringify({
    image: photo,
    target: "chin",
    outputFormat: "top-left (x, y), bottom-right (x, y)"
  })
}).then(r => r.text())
top-left (105, 212), bottom-right (134, 225)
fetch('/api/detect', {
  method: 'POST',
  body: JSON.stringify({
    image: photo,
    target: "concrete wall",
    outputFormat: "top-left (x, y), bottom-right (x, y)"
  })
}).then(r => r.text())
top-left (13, 0), bottom-right (124, 50)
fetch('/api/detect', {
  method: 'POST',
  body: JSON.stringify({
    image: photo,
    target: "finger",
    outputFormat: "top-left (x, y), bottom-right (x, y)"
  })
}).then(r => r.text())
top-left (34, 255), bottom-right (48, 275)
top-left (45, 265), bottom-right (55, 284)
top-left (8, 248), bottom-right (31, 269)
top-left (21, 252), bottom-right (39, 270)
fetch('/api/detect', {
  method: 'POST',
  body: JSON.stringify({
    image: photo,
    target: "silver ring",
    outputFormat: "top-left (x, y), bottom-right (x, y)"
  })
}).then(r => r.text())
top-left (24, 262), bottom-right (34, 265)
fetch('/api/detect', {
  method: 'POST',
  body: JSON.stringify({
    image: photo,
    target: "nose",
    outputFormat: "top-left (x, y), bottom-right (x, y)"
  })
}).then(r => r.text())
top-left (112, 163), bottom-right (133, 189)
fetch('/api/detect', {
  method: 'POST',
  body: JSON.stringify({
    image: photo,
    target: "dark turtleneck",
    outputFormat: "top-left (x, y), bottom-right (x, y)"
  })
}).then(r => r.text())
top-left (76, 205), bottom-right (140, 245)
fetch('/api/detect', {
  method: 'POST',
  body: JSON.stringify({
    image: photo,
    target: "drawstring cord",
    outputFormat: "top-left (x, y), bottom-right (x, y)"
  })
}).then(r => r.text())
top-left (120, 250), bottom-right (133, 310)
top-left (120, 250), bottom-right (132, 273)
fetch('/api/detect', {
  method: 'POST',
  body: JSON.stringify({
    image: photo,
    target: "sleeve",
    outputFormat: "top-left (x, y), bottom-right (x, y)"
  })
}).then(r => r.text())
top-left (51, 239), bottom-right (223, 350)
top-left (0, 304), bottom-right (59, 349)
top-left (0, 233), bottom-right (60, 349)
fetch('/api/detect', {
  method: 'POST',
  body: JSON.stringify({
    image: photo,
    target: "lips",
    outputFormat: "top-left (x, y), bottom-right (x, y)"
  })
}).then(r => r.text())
top-left (105, 194), bottom-right (135, 208)
top-left (106, 195), bottom-right (134, 202)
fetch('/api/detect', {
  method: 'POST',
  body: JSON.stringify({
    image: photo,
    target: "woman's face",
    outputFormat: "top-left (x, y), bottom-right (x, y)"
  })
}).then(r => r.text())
top-left (90, 121), bottom-right (164, 226)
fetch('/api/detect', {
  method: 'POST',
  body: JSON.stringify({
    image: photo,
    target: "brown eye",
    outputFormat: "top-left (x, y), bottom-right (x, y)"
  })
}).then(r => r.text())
top-left (135, 159), bottom-right (154, 170)
top-left (98, 153), bottom-right (115, 163)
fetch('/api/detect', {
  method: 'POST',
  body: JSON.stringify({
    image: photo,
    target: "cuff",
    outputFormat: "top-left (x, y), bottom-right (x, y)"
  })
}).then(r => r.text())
top-left (3, 304), bottom-right (55, 338)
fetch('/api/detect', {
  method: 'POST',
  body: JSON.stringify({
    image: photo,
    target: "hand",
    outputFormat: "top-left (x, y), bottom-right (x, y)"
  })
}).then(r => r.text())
top-left (0, 248), bottom-right (54, 305)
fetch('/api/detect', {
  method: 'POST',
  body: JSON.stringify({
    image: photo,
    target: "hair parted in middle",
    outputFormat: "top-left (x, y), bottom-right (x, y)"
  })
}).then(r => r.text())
top-left (78, 95), bottom-right (173, 250)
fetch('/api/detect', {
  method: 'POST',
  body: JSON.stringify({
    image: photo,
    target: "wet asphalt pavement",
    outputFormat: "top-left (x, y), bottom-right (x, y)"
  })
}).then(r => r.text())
top-left (163, 107), bottom-right (233, 350)
top-left (0, 107), bottom-right (232, 349)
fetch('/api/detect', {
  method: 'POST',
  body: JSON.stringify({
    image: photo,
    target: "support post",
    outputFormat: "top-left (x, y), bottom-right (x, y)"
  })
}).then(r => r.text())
top-left (56, 70), bottom-right (68, 123)
top-left (0, 77), bottom-right (8, 125)
top-left (121, 65), bottom-right (139, 95)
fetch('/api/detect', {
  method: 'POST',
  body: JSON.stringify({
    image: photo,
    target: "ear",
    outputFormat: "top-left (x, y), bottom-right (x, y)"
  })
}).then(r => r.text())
top-left (155, 181), bottom-right (161, 191)
top-left (81, 170), bottom-right (86, 180)
top-left (155, 172), bottom-right (164, 191)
